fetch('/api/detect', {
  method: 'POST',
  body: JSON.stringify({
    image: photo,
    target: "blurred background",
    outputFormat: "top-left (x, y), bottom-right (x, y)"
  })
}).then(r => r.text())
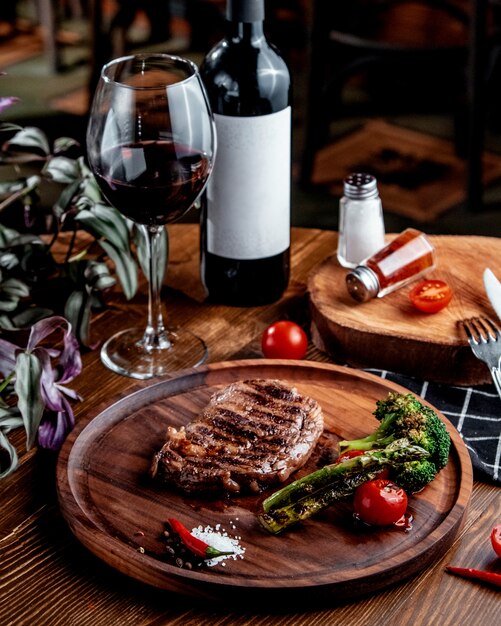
top-left (2, 0), bottom-right (501, 236)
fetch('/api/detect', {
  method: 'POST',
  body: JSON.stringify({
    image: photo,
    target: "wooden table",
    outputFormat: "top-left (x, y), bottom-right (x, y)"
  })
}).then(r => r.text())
top-left (1, 225), bottom-right (499, 625)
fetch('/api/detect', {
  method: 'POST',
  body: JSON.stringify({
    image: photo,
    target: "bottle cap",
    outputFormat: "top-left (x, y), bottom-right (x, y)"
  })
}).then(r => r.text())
top-left (343, 173), bottom-right (379, 200)
top-left (346, 266), bottom-right (380, 302)
top-left (227, 0), bottom-right (264, 22)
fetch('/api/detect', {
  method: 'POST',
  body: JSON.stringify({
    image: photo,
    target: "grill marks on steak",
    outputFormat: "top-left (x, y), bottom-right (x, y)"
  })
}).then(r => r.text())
top-left (150, 379), bottom-right (324, 495)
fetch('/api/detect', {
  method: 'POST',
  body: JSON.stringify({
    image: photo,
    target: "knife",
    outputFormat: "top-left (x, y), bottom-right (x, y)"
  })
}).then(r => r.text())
top-left (483, 268), bottom-right (501, 322)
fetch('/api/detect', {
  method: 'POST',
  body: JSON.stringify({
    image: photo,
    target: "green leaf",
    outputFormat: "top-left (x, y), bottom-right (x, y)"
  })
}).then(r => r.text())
top-left (98, 240), bottom-right (138, 300)
top-left (0, 406), bottom-right (20, 422)
top-left (80, 175), bottom-right (103, 202)
top-left (24, 175), bottom-right (41, 191)
top-left (53, 137), bottom-right (80, 154)
top-left (0, 278), bottom-right (30, 313)
top-left (14, 352), bottom-right (44, 450)
top-left (74, 195), bottom-right (92, 211)
top-left (94, 274), bottom-right (115, 291)
top-left (0, 122), bottom-right (22, 134)
top-left (1, 277), bottom-right (30, 298)
top-left (0, 224), bottom-right (43, 248)
top-left (42, 156), bottom-right (81, 184)
top-left (0, 223), bottom-right (20, 246)
top-left (66, 247), bottom-right (89, 264)
top-left (11, 307), bottom-right (54, 328)
top-left (0, 296), bottom-right (20, 312)
top-left (55, 179), bottom-right (82, 214)
top-left (0, 313), bottom-right (15, 330)
top-left (0, 179), bottom-right (25, 196)
top-left (5, 127), bottom-right (50, 155)
top-left (83, 261), bottom-right (116, 291)
top-left (77, 204), bottom-right (130, 251)
top-left (0, 175), bottom-right (40, 206)
top-left (0, 251), bottom-right (19, 270)
top-left (73, 210), bottom-right (103, 238)
top-left (0, 419), bottom-right (22, 478)
top-left (64, 290), bottom-right (92, 347)
top-left (0, 431), bottom-right (18, 477)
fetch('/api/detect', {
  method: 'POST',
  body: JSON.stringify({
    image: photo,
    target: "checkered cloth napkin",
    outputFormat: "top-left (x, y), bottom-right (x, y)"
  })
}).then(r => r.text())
top-left (368, 369), bottom-right (501, 485)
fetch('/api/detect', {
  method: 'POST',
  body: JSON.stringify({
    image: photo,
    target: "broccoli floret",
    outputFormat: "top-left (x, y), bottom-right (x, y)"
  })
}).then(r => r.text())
top-left (338, 392), bottom-right (451, 493)
top-left (390, 459), bottom-right (438, 494)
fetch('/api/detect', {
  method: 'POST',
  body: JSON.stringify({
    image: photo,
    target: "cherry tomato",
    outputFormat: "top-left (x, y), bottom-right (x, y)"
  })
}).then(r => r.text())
top-left (261, 321), bottom-right (308, 359)
top-left (353, 479), bottom-right (408, 526)
top-left (409, 279), bottom-right (453, 314)
top-left (491, 524), bottom-right (501, 558)
top-left (336, 450), bottom-right (365, 463)
top-left (336, 450), bottom-right (390, 478)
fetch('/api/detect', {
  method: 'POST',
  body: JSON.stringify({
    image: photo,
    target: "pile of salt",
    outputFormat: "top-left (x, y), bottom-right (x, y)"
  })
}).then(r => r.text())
top-left (191, 521), bottom-right (246, 567)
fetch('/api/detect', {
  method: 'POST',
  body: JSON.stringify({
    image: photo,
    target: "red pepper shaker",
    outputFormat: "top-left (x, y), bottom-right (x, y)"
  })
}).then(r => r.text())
top-left (346, 228), bottom-right (436, 302)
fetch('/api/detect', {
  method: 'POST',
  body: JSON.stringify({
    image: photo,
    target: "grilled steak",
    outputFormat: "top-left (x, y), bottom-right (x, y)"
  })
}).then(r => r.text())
top-left (150, 379), bottom-right (324, 495)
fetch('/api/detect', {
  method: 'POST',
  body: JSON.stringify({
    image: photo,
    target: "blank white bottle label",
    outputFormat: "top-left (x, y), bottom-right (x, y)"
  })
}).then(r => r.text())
top-left (206, 108), bottom-right (291, 260)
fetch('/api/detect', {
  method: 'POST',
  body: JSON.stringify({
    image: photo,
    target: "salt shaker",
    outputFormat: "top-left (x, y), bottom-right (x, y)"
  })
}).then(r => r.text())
top-left (337, 172), bottom-right (385, 268)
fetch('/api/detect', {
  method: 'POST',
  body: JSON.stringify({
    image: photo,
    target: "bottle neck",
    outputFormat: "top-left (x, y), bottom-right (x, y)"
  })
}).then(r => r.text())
top-left (227, 0), bottom-right (265, 41)
top-left (227, 0), bottom-right (264, 22)
top-left (228, 20), bottom-right (264, 41)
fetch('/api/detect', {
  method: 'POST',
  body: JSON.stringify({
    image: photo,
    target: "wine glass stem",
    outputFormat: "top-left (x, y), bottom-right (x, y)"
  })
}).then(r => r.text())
top-left (142, 224), bottom-right (171, 351)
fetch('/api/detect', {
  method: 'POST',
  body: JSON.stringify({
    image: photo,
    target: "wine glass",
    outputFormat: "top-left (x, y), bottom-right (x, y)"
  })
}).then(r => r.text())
top-left (86, 53), bottom-right (215, 379)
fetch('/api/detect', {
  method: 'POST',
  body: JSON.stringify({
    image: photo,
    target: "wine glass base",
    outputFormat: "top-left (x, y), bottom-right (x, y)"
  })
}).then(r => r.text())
top-left (100, 327), bottom-right (208, 380)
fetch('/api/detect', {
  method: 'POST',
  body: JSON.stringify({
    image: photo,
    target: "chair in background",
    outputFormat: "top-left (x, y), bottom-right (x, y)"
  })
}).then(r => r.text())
top-left (34, 0), bottom-right (86, 72)
top-left (466, 0), bottom-right (501, 212)
top-left (299, 0), bottom-right (484, 209)
top-left (105, 0), bottom-right (172, 59)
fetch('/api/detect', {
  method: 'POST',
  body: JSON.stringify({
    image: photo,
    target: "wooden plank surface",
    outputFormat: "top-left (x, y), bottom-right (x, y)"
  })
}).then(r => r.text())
top-left (1, 224), bottom-right (499, 626)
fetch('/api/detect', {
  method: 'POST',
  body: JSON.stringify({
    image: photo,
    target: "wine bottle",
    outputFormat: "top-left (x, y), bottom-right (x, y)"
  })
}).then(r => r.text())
top-left (200, 0), bottom-right (291, 306)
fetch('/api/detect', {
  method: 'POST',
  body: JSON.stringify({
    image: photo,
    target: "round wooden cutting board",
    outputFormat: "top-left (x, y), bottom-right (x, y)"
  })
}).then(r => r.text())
top-left (308, 235), bottom-right (501, 385)
top-left (56, 360), bottom-right (472, 605)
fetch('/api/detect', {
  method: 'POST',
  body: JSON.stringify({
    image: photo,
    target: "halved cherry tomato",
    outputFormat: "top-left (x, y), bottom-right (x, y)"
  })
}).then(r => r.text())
top-left (261, 321), bottom-right (308, 360)
top-left (353, 479), bottom-right (408, 526)
top-left (409, 279), bottom-right (453, 313)
top-left (491, 524), bottom-right (501, 558)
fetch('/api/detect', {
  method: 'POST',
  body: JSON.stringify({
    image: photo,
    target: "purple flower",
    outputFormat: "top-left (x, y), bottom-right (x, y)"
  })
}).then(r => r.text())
top-left (0, 96), bottom-right (20, 113)
top-left (37, 396), bottom-right (75, 451)
top-left (0, 316), bottom-right (82, 451)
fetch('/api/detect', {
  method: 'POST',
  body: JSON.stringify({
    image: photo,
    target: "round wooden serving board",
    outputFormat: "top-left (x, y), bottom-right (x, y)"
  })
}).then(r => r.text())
top-left (308, 235), bottom-right (501, 385)
top-left (56, 360), bottom-right (472, 605)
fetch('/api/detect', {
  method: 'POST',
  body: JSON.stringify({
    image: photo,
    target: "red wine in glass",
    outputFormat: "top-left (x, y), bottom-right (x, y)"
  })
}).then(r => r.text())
top-left (94, 140), bottom-right (211, 226)
top-left (86, 54), bottom-right (215, 379)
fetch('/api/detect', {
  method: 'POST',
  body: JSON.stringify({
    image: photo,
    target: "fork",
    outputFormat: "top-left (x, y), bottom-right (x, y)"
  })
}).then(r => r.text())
top-left (461, 317), bottom-right (501, 400)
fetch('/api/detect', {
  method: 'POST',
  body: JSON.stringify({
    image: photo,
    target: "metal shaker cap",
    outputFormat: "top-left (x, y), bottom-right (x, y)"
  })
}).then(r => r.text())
top-left (343, 173), bottom-right (379, 200)
top-left (346, 266), bottom-right (380, 302)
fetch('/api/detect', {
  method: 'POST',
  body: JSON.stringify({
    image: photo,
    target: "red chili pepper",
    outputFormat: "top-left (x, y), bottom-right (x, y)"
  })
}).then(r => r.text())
top-left (167, 518), bottom-right (234, 559)
top-left (446, 565), bottom-right (501, 588)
